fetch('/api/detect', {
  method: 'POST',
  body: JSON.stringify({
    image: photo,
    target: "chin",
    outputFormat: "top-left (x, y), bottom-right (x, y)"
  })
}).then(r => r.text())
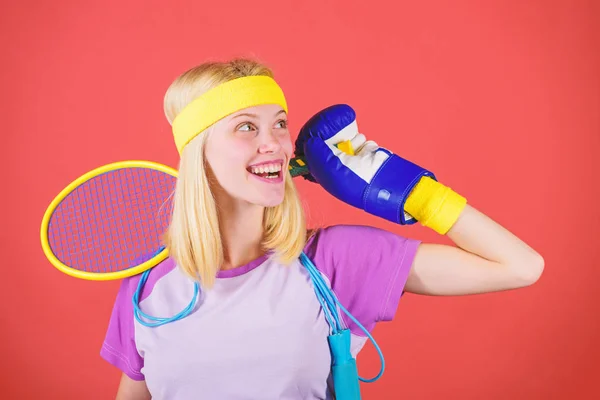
top-left (245, 180), bottom-right (286, 208)
top-left (246, 189), bottom-right (285, 207)
top-left (257, 195), bottom-right (285, 208)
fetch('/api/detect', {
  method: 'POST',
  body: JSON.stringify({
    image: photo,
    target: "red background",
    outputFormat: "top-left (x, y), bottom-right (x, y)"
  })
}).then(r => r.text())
top-left (3, 1), bottom-right (599, 398)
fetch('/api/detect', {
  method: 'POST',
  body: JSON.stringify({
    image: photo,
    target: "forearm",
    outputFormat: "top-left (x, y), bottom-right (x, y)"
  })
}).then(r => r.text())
top-left (405, 203), bottom-right (544, 295)
top-left (405, 174), bottom-right (543, 267)
top-left (446, 204), bottom-right (544, 278)
top-left (404, 174), bottom-right (544, 293)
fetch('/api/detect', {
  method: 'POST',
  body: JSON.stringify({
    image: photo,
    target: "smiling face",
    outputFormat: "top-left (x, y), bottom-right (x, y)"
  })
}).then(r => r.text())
top-left (204, 104), bottom-right (293, 208)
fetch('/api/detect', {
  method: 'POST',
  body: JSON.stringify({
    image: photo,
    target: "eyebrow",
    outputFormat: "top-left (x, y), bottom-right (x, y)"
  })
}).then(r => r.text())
top-left (230, 110), bottom-right (287, 120)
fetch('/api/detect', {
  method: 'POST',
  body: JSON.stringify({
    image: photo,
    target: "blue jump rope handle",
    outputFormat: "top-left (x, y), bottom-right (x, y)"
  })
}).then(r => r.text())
top-left (329, 329), bottom-right (361, 400)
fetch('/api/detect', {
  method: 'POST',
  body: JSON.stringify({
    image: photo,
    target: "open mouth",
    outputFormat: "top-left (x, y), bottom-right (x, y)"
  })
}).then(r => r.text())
top-left (246, 161), bottom-right (283, 180)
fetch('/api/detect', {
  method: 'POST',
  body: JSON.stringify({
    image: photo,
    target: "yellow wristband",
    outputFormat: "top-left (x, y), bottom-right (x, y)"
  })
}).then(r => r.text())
top-left (404, 176), bottom-right (467, 235)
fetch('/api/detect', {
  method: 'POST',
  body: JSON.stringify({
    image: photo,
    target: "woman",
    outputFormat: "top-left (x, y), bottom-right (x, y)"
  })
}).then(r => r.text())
top-left (101, 59), bottom-right (544, 399)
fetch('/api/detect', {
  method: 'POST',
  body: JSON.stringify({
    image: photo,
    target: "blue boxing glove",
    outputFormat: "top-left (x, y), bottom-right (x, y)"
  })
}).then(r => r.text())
top-left (295, 104), bottom-right (436, 225)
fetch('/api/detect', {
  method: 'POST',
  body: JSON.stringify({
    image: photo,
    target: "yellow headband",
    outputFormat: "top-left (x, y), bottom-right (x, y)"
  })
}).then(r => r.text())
top-left (171, 75), bottom-right (288, 154)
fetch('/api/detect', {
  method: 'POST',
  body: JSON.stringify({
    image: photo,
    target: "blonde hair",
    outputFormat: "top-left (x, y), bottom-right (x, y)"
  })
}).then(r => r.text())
top-left (162, 59), bottom-right (306, 288)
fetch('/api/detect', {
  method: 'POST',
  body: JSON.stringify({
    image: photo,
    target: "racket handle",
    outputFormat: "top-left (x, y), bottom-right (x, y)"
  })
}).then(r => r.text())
top-left (289, 140), bottom-right (355, 178)
top-left (288, 156), bottom-right (310, 177)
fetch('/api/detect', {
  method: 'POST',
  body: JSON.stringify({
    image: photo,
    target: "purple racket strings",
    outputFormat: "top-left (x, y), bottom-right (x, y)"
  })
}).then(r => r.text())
top-left (47, 167), bottom-right (176, 273)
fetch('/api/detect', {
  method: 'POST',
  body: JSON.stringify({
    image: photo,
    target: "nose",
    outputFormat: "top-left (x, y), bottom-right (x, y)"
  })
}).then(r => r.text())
top-left (257, 128), bottom-right (282, 154)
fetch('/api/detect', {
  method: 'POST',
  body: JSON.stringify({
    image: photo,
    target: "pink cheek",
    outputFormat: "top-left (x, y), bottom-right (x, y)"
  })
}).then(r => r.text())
top-left (227, 141), bottom-right (254, 158)
top-left (281, 138), bottom-right (293, 156)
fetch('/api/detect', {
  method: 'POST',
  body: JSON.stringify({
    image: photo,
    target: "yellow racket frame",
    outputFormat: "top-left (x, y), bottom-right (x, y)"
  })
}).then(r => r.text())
top-left (40, 160), bottom-right (178, 281)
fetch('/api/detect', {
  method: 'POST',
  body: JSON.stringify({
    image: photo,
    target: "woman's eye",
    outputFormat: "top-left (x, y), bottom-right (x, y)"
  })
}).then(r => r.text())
top-left (275, 120), bottom-right (288, 129)
top-left (237, 123), bottom-right (256, 132)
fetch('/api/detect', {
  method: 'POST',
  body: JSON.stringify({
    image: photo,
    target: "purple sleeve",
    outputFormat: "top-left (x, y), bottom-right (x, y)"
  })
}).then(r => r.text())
top-left (304, 224), bottom-right (421, 336)
top-left (100, 276), bottom-right (145, 381)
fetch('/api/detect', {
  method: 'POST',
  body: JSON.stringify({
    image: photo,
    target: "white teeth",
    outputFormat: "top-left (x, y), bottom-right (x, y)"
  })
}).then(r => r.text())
top-left (249, 163), bottom-right (282, 175)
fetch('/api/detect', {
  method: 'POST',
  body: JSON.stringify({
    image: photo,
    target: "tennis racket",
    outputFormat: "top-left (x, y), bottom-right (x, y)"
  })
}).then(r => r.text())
top-left (40, 158), bottom-right (311, 281)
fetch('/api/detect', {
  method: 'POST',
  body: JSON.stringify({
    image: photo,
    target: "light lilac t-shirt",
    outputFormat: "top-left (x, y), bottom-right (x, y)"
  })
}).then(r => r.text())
top-left (100, 224), bottom-right (420, 399)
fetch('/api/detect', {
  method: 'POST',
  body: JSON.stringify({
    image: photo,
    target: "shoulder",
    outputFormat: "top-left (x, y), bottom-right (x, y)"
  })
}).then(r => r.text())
top-left (301, 224), bottom-right (422, 334)
top-left (106, 256), bottom-right (179, 325)
top-left (100, 257), bottom-right (179, 380)
top-left (303, 223), bottom-right (421, 275)
top-left (305, 223), bottom-right (418, 253)
top-left (129, 256), bottom-right (178, 302)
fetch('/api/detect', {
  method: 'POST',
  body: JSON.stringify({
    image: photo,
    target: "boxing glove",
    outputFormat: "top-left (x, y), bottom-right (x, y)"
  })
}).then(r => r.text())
top-left (295, 104), bottom-right (436, 225)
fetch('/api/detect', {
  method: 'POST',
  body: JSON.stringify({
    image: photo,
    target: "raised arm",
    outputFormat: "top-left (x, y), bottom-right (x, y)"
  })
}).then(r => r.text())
top-left (295, 104), bottom-right (543, 296)
top-left (406, 204), bottom-right (543, 295)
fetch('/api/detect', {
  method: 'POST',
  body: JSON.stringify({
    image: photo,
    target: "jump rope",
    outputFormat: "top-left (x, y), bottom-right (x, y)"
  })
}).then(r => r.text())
top-left (41, 145), bottom-right (384, 400)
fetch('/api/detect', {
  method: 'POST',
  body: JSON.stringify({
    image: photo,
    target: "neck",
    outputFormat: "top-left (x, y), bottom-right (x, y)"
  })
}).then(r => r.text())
top-left (216, 197), bottom-right (265, 271)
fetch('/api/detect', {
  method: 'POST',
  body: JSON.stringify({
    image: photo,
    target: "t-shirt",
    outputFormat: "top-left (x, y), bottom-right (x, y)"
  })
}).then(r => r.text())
top-left (100, 224), bottom-right (420, 399)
